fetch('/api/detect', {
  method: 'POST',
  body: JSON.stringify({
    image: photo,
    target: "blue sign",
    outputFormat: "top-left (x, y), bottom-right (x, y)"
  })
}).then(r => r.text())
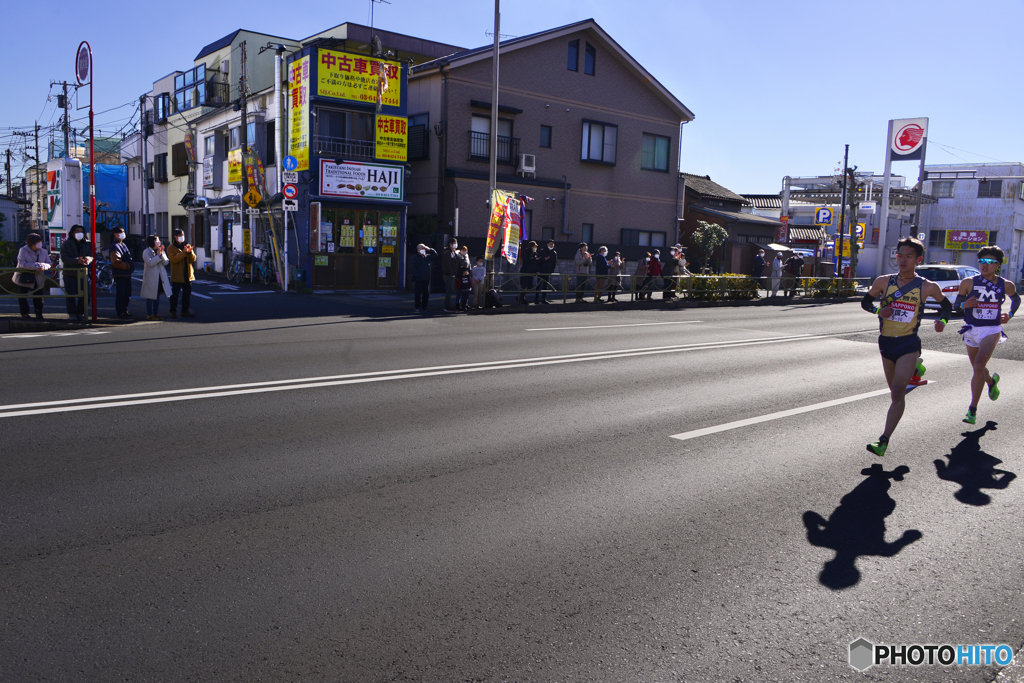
top-left (283, 155), bottom-right (298, 171)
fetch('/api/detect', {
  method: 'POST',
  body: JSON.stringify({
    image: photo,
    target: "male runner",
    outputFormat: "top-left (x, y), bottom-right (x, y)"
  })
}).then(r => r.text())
top-left (953, 246), bottom-right (1020, 424)
top-left (861, 237), bottom-right (952, 456)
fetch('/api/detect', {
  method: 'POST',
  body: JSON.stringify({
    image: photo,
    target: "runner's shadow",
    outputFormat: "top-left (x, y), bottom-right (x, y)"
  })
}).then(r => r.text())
top-left (934, 421), bottom-right (1016, 506)
top-left (802, 464), bottom-right (922, 590)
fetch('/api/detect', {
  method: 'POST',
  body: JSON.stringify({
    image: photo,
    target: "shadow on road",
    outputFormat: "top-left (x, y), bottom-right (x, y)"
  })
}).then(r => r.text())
top-left (934, 421), bottom-right (1016, 506)
top-left (802, 463), bottom-right (922, 590)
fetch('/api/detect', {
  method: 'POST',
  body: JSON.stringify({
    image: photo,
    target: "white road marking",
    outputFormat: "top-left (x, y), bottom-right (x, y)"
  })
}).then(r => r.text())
top-left (209, 291), bottom-right (276, 295)
top-left (191, 292), bottom-right (213, 300)
top-left (0, 333), bottom-right (838, 418)
top-left (2, 330), bottom-right (111, 340)
top-left (669, 384), bottom-right (935, 442)
top-left (526, 321), bottom-right (703, 331)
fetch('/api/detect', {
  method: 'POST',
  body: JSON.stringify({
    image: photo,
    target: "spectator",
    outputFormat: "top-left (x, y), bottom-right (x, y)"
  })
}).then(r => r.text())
top-left (109, 228), bottom-right (135, 319)
top-left (15, 233), bottom-right (51, 320)
top-left (645, 250), bottom-right (663, 300)
top-left (784, 252), bottom-right (804, 297)
top-left (518, 240), bottom-right (539, 305)
top-left (456, 266), bottom-right (473, 311)
top-left (441, 237), bottom-right (461, 312)
top-left (608, 251), bottom-right (624, 302)
top-left (662, 247), bottom-right (684, 300)
top-left (411, 243), bottom-right (436, 312)
top-left (753, 248), bottom-right (766, 294)
top-left (634, 251), bottom-right (650, 301)
top-left (167, 228), bottom-right (197, 319)
top-left (471, 255), bottom-right (486, 308)
top-left (59, 224), bottom-right (93, 322)
top-left (593, 246), bottom-right (610, 303)
top-left (537, 239), bottom-right (557, 304)
top-left (574, 242), bottom-right (592, 303)
top-left (141, 235), bottom-right (171, 321)
top-left (770, 252), bottom-right (784, 297)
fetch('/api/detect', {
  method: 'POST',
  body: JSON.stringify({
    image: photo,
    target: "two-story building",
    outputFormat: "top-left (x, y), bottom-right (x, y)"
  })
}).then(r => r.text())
top-left (406, 18), bottom-right (694, 265)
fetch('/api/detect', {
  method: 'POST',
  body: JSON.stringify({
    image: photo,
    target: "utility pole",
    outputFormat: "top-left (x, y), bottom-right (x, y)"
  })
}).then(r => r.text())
top-left (5, 149), bottom-right (11, 194)
top-left (239, 40), bottom-right (249, 201)
top-left (34, 123), bottom-right (42, 233)
top-left (485, 0), bottom-right (500, 286)
top-left (140, 95), bottom-right (150, 234)
top-left (52, 81), bottom-right (72, 157)
top-left (836, 144), bottom-right (849, 277)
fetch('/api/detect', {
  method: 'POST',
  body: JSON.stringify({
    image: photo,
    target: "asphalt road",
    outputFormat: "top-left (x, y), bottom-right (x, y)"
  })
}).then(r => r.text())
top-left (2, 301), bottom-right (1022, 682)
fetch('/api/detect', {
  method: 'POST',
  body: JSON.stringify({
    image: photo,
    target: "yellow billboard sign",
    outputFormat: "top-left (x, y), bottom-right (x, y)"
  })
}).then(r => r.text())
top-left (317, 49), bottom-right (401, 108)
top-left (375, 115), bottom-right (408, 162)
top-left (228, 148), bottom-right (242, 184)
top-left (834, 224), bottom-right (865, 258)
top-left (289, 56), bottom-right (310, 172)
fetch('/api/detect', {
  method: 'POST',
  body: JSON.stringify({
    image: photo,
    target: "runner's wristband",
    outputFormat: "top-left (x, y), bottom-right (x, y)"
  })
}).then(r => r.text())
top-left (938, 297), bottom-right (953, 324)
top-left (860, 293), bottom-right (878, 315)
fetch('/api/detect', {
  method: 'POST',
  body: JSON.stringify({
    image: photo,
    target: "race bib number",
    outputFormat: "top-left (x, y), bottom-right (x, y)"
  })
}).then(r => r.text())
top-left (889, 301), bottom-right (916, 324)
top-left (974, 303), bottom-right (1000, 320)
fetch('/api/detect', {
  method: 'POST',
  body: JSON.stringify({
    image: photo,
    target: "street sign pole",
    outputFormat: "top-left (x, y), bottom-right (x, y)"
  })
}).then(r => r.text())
top-left (76, 41), bottom-right (96, 322)
top-left (837, 144), bottom-right (848, 277)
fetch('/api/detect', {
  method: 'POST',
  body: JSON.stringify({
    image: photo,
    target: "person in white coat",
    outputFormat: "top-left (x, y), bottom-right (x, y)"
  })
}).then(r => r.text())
top-left (770, 252), bottom-right (784, 298)
top-left (141, 235), bottom-right (172, 320)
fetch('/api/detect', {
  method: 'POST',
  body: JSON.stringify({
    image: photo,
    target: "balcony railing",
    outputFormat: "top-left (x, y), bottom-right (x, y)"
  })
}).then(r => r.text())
top-left (469, 131), bottom-right (519, 165)
top-left (313, 135), bottom-right (377, 162)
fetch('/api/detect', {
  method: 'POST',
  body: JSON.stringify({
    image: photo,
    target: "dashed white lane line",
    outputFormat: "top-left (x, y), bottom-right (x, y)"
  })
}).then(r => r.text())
top-left (527, 321), bottom-right (703, 332)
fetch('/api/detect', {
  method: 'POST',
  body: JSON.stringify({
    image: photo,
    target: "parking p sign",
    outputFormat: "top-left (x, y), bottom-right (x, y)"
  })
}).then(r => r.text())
top-left (814, 207), bottom-right (834, 226)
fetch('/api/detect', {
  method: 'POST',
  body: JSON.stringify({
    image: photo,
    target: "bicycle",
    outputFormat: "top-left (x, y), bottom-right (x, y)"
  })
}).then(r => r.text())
top-left (250, 245), bottom-right (276, 285)
top-left (227, 250), bottom-right (247, 283)
top-left (95, 257), bottom-right (114, 293)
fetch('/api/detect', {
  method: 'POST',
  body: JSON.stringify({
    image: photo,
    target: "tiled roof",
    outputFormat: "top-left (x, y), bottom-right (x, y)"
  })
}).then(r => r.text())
top-left (691, 206), bottom-right (780, 227)
top-left (680, 173), bottom-right (748, 204)
top-left (195, 30), bottom-right (240, 60)
top-left (788, 227), bottom-right (826, 242)
top-left (742, 194), bottom-right (781, 209)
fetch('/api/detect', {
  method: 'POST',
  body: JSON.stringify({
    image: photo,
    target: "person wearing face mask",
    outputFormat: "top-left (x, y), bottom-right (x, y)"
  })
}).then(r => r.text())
top-left (411, 243), bottom-right (436, 312)
top-left (15, 233), bottom-right (51, 320)
top-left (141, 235), bottom-right (172, 320)
top-left (166, 228), bottom-right (197, 319)
top-left (441, 237), bottom-right (461, 313)
top-left (518, 240), bottom-right (539, 305)
top-left (537, 239), bottom-right (557, 304)
top-left (592, 246), bottom-right (609, 303)
top-left (59, 224), bottom-right (93, 321)
top-left (633, 251), bottom-right (650, 301)
top-left (109, 228), bottom-right (135, 319)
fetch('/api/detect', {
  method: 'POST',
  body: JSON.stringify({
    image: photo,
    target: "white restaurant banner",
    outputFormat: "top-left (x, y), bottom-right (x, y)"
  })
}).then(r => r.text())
top-left (318, 159), bottom-right (404, 200)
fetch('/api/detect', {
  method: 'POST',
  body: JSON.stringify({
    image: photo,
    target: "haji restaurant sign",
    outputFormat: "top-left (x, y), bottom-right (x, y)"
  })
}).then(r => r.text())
top-left (319, 160), bottom-right (403, 200)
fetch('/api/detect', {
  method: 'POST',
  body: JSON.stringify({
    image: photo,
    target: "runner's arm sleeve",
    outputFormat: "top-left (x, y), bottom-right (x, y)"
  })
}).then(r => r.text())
top-left (861, 293), bottom-right (878, 314)
top-left (1010, 292), bottom-right (1021, 319)
top-left (938, 297), bottom-right (953, 324)
top-left (952, 293), bottom-right (967, 313)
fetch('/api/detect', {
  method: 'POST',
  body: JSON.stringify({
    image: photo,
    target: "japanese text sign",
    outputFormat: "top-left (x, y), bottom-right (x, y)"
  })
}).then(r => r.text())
top-left (289, 56), bottom-right (310, 171)
top-left (944, 230), bottom-right (989, 251)
top-left (375, 115), bottom-right (408, 162)
top-left (317, 49), bottom-right (401, 108)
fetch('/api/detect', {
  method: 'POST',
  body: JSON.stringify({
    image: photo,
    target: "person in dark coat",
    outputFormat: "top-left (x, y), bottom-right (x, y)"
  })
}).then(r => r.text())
top-left (411, 243), bottom-right (436, 312)
top-left (537, 239), bottom-right (557, 304)
top-left (592, 246), bottom-right (610, 303)
top-left (752, 248), bottom-right (766, 295)
top-left (518, 240), bottom-right (540, 305)
top-left (441, 237), bottom-right (461, 312)
top-left (109, 228), bottom-right (135, 319)
top-left (59, 224), bottom-right (93, 321)
top-left (661, 247), bottom-right (684, 300)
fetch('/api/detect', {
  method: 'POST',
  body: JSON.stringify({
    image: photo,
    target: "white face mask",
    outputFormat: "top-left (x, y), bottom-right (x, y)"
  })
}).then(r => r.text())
top-left (115, 233), bottom-right (125, 241)
top-left (418, 249), bottom-right (426, 255)
top-left (175, 236), bottom-right (184, 243)
top-left (74, 232), bottom-right (84, 241)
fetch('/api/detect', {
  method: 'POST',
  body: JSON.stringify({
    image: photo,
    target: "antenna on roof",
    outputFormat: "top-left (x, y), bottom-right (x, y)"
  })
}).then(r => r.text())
top-left (485, 31), bottom-right (517, 39)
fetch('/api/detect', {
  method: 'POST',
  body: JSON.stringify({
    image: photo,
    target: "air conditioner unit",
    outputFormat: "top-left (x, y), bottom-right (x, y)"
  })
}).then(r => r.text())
top-left (221, 59), bottom-right (230, 75)
top-left (518, 153), bottom-right (536, 177)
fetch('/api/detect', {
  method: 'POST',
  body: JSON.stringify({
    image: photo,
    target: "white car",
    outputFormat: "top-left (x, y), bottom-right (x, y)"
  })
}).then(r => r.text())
top-left (917, 265), bottom-right (980, 311)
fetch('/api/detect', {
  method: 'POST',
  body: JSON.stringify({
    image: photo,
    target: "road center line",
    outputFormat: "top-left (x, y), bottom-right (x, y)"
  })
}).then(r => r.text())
top-left (670, 388), bottom-right (900, 441)
top-left (526, 321), bottom-right (703, 331)
top-left (0, 333), bottom-right (848, 419)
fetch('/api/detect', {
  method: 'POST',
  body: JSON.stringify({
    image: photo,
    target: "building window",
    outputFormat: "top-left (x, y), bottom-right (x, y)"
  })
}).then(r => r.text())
top-left (171, 143), bottom-right (189, 177)
top-left (978, 179), bottom-right (1002, 198)
top-left (408, 113), bottom-right (429, 161)
top-left (621, 229), bottom-right (667, 247)
top-left (567, 40), bottom-right (579, 71)
top-left (204, 135), bottom-right (215, 156)
top-left (229, 126), bottom-right (240, 150)
top-left (154, 94), bottom-right (170, 123)
top-left (581, 121), bottom-right (616, 164)
top-left (989, 231), bottom-right (998, 245)
top-left (153, 154), bottom-right (168, 183)
top-left (931, 180), bottom-right (954, 198)
top-left (584, 44), bottom-right (596, 75)
top-left (470, 115), bottom-right (515, 163)
top-left (541, 227), bottom-right (555, 242)
top-left (581, 223), bottom-right (594, 243)
top-left (928, 230), bottom-right (944, 247)
top-left (174, 63), bottom-right (207, 112)
top-left (641, 133), bottom-right (670, 172)
top-left (540, 125), bottom-right (552, 149)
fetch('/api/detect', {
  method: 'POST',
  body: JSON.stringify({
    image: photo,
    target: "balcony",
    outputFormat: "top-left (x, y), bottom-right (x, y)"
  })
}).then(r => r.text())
top-left (469, 131), bottom-right (519, 165)
top-left (312, 135), bottom-right (376, 162)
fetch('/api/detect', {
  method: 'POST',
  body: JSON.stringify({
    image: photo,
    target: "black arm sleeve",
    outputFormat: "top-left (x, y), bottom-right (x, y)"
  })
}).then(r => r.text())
top-left (952, 293), bottom-right (967, 313)
top-left (1010, 292), bottom-right (1021, 317)
top-left (938, 297), bottom-right (953, 322)
top-left (861, 293), bottom-right (877, 314)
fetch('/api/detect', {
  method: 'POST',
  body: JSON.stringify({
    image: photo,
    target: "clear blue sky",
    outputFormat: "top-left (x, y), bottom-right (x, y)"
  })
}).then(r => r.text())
top-left (2, 0), bottom-right (1022, 194)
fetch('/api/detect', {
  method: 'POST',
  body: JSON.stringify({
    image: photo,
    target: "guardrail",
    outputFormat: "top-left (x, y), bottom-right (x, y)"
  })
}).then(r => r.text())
top-left (0, 268), bottom-right (91, 319)
top-left (489, 272), bottom-right (872, 303)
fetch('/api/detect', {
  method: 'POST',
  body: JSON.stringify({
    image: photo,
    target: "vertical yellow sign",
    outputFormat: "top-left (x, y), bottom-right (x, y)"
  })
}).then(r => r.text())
top-left (289, 56), bottom-right (310, 172)
top-left (375, 115), bottom-right (408, 162)
top-left (228, 148), bottom-right (242, 184)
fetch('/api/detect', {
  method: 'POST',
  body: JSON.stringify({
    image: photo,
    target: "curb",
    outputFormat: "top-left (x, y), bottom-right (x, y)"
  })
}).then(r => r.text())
top-left (466, 295), bottom-right (861, 315)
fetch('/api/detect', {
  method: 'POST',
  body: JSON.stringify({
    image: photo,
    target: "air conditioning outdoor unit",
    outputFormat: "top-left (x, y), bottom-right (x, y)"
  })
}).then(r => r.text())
top-left (221, 59), bottom-right (230, 75)
top-left (518, 153), bottom-right (536, 177)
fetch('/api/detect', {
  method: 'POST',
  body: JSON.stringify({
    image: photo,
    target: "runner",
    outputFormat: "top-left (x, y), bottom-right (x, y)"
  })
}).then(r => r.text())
top-left (952, 246), bottom-right (1020, 424)
top-left (861, 237), bottom-right (952, 456)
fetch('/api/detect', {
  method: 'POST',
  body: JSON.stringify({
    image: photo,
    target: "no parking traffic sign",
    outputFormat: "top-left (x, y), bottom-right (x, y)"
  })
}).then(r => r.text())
top-left (283, 184), bottom-right (298, 200)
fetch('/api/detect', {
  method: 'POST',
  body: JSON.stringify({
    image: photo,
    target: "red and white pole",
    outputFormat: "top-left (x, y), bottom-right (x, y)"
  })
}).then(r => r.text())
top-left (76, 41), bottom-right (96, 321)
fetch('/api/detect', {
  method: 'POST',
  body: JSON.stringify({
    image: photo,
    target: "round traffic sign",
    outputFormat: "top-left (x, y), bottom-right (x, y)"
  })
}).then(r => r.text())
top-left (283, 184), bottom-right (298, 199)
top-left (282, 156), bottom-right (298, 171)
top-left (76, 42), bottom-right (92, 85)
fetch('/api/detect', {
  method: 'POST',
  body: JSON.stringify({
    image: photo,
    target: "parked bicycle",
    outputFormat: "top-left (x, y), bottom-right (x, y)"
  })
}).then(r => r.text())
top-left (227, 250), bottom-right (247, 283)
top-left (250, 245), bottom-right (276, 285)
top-left (95, 256), bottom-right (115, 293)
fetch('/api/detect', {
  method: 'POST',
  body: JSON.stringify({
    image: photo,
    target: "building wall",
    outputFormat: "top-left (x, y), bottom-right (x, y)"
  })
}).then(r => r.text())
top-left (414, 28), bottom-right (685, 253)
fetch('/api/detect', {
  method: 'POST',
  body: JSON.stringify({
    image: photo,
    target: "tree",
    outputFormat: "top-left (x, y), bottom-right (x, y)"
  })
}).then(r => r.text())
top-left (841, 166), bottom-right (866, 279)
top-left (692, 220), bottom-right (728, 272)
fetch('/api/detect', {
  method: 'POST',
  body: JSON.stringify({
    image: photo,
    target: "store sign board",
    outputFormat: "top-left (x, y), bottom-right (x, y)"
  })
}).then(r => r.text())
top-left (319, 159), bottom-right (403, 201)
top-left (375, 115), bottom-right (408, 162)
top-left (228, 148), bottom-right (242, 184)
top-left (289, 56), bottom-right (310, 172)
top-left (317, 49), bottom-right (401, 108)
top-left (944, 229), bottom-right (989, 251)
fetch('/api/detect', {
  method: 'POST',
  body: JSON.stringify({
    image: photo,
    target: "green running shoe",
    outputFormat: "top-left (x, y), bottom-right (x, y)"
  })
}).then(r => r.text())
top-left (963, 408), bottom-right (977, 425)
top-left (866, 439), bottom-right (888, 457)
top-left (916, 358), bottom-right (926, 377)
top-left (988, 373), bottom-right (1000, 401)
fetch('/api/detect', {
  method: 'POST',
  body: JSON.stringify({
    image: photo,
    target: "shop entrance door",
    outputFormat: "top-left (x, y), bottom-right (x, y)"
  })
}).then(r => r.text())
top-left (314, 208), bottom-right (400, 289)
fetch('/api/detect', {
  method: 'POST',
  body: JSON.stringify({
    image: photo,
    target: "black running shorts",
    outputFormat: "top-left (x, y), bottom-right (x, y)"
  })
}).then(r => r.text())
top-left (878, 334), bottom-right (922, 363)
